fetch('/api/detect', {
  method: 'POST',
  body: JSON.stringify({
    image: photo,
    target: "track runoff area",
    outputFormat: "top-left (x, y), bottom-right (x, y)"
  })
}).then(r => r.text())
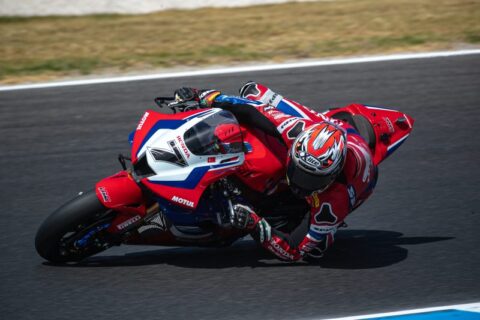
top-left (0, 49), bottom-right (479, 91)
top-left (4, 49), bottom-right (479, 319)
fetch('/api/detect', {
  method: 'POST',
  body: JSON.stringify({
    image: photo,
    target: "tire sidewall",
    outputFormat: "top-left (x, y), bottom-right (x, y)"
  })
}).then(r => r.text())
top-left (35, 190), bottom-right (107, 263)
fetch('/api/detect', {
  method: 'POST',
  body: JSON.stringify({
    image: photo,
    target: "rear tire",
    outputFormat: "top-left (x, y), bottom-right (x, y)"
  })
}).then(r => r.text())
top-left (35, 190), bottom-right (114, 263)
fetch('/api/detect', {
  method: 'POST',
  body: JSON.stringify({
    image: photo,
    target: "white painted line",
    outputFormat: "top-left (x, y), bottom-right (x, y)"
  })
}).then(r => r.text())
top-left (458, 303), bottom-right (480, 313)
top-left (317, 302), bottom-right (480, 320)
top-left (1, 49), bottom-right (480, 92)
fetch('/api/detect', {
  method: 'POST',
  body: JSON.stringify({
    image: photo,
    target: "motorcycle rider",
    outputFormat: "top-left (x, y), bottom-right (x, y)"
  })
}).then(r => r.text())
top-left (174, 82), bottom-right (377, 261)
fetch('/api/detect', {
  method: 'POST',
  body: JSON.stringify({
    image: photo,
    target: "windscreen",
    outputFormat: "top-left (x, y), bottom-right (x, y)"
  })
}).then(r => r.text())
top-left (184, 110), bottom-right (243, 156)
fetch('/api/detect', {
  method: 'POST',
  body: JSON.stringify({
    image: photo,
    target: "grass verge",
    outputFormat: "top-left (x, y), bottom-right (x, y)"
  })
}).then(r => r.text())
top-left (0, 0), bottom-right (479, 84)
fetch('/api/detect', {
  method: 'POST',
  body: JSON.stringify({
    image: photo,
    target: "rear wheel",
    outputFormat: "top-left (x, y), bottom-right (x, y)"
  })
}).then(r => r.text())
top-left (35, 190), bottom-right (117, 263)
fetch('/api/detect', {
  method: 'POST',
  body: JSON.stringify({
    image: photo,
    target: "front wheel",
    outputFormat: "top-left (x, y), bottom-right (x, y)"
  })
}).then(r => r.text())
top-left (35, 190), bottom-right (116, 263)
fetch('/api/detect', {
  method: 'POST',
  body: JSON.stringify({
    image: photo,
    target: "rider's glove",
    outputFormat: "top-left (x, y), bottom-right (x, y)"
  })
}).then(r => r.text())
top-left (174, 87), bottom-right (220, 108)
top-left (230, 204), bottom-right (272, 243)
top-left (174, 87), bottom-right (199, 103)
top-left (230, 204), bottom-right (261, 230)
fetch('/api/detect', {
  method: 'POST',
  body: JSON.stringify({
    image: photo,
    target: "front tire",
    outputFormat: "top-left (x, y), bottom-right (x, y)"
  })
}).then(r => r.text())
top-left (35, 190), bottom-right (115, 263)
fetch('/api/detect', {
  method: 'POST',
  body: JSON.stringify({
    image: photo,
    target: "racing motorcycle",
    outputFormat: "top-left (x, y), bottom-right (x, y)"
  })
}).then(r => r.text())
top-left (35, 93), bottom-right (414, 263)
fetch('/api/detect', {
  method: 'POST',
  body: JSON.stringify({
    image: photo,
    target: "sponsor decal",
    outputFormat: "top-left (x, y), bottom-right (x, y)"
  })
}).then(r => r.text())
top-left (98, 186), bottom-right (111, 203)
top-left (171, 195), bottom-right (194, 208)
top-left (268, 239), bottom-right (295, 260)
top-left (347, 185), bottom-right (356, 208)
top-left (305, 155), bottom-right (321, 167)
top-left (176, 135), bottom-right (190, 158)
top-left (277, 117), bottom-right (299, 134)
top-left (311, 224), bottom-right (337, 234)
top-left (268, 93), bottom-right (278, 105)
top-left (272, 112), bottom-right (291, 121)
top-left (384, 117), bottom-right (395, 133)
top-left (116, 215), bottom-right (141, 230)
top-left (136, 112), bottom-right (150, 131)
top-left (265, 92), bottom-right (282, 107)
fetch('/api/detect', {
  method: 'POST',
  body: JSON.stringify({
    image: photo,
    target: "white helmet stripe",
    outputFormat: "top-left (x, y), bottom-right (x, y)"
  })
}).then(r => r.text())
top-left (312, 126), bottom-right (335, 150)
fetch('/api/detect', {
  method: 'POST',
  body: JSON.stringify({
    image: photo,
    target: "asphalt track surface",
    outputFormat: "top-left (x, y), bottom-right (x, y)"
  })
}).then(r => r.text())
top-left (1, 54), bottom-right (479, 320)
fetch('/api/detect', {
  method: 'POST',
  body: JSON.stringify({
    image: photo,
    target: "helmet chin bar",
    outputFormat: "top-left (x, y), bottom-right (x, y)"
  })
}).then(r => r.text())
top-left (286, 158), bottom-right (337, 198)
top-left (289, 183), bottom-right (312, 199)
top-left (288, 179), bottom-right (334, 198)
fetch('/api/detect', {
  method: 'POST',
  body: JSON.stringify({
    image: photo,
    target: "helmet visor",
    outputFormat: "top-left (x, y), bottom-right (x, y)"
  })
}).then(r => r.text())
top-left (287, 159), bottom-right (334, 195)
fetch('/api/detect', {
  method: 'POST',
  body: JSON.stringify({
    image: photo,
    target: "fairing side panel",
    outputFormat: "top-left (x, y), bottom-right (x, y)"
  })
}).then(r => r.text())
top-left (141, 165), bottom-right (238, 211)
top-left (95, 171), bottom-right (148, 233)
top-left (95, 171), bottom-right (144, 209)
top-left (236, 126), bottom-right (288, 193)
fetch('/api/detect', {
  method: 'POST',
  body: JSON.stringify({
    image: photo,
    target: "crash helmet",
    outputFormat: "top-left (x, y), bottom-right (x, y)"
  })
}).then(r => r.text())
top-left (286, 121), bottom-right (347, 197)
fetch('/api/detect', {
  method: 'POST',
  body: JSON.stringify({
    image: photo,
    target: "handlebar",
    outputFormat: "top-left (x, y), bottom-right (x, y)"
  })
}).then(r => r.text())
top-left (154, 96), bottom-right (201, 114)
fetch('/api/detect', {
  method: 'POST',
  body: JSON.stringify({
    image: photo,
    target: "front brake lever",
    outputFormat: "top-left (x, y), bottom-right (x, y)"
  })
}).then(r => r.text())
top-left (154, 96), bottom-right (175, 109)
top-left (154, 97), bottom-right (201, 113)
top-left (167, 100), bottom-right (201, 113)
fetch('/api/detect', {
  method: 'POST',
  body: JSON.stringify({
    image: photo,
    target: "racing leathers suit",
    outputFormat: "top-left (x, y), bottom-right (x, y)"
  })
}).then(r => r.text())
top-left (198, 83), bottom-right (378, 261)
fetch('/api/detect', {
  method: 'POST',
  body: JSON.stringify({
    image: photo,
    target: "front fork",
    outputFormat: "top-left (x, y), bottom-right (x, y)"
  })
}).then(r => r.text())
top-left (95, 170), bottom-right (159, 235)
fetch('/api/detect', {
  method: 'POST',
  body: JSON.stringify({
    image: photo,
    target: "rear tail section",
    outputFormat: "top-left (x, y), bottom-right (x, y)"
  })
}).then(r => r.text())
top-left (326, 104), bottom-right (414, 165)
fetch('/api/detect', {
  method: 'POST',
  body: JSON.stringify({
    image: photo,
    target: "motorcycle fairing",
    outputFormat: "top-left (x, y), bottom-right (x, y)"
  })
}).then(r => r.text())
top-left (131, 108), bottom-right (245, 210)
top-left (236, 126), bottom-right (289, 194)
top-left (95, 171), bottom-right (148, 233)
top-left (95, 171), bottom-right (143, 209)
top-left (141, 163), bottom-right (239, 211)
top-left (325, 104), bottom-right (414, 165)
top-left (131, 108), bottom-right (217, 162)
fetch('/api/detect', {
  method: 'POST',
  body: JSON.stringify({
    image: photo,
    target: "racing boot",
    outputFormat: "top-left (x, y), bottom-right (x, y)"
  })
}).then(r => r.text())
top-left (239, 81), bottom-right (315, 120)
top-left (239, 81), bottom-right (283, 107)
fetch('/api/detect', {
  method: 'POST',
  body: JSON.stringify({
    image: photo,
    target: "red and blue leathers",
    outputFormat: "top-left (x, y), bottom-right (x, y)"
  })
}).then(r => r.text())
top-left (205, 83), bottom-right (377, 261)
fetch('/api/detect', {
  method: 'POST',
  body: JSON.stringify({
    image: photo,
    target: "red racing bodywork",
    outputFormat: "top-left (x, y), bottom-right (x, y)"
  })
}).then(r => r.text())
top-left (236, 127), bottom-right (288, 194)
top-left (95, 171), bottom-right (147, 233)
top-left (140, 168), bottom-right (235, 210)
top-left (325, 104), bottom-right (415, 165)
